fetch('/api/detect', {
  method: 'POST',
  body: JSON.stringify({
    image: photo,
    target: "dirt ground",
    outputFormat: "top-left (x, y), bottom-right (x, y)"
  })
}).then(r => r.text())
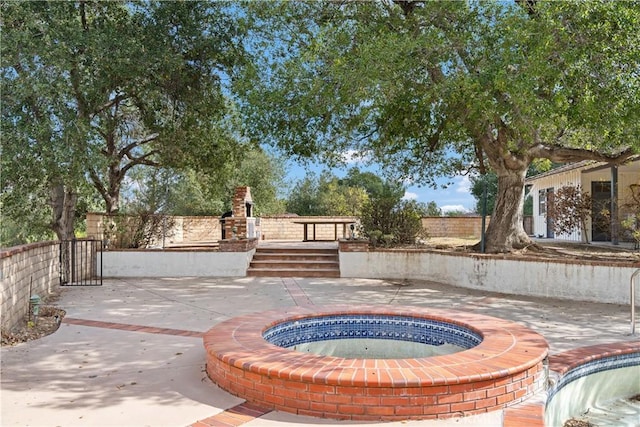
top-left (419, 237), bottom-right (639, 264)
top-left (1, 304), bottom-right (66, 346)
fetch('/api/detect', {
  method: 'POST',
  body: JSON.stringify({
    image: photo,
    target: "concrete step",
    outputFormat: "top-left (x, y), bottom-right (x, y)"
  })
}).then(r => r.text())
top-left (250, 260), bottom-right (339, 269)
top-left (252, 253), bottom-right (338, 261)
top-left (246, 268), bottom-right (340, 278)
top-left (248, 247), bottom-right (340, 278)
top-left (255, 248), bottom-right (338, 255)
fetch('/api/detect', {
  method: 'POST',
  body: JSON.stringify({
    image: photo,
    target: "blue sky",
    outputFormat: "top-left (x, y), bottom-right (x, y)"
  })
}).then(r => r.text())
top-left (282, 157), bottom-right (477, 214)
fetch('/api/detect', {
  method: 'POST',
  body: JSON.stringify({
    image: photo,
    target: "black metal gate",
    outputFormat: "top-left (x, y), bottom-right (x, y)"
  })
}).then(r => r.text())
top-left (60, 239), bottom-right (103, 286)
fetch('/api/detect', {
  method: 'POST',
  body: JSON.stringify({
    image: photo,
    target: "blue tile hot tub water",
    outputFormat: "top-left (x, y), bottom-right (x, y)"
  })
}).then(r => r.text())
top-left (262, 314), bottom-right (483, 359)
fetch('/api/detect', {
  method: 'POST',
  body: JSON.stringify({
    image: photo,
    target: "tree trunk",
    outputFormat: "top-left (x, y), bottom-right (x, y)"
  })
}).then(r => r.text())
top-left (483, 167), bottom-right (532, 253)
top-left (104, 191), bottom-right (119, 214)
top-left (50, 183), bottom-right (77, 241)
top-left (580, 220), bottom-right (590, 244)
top-left (105, 162), bottom-right (121, 213)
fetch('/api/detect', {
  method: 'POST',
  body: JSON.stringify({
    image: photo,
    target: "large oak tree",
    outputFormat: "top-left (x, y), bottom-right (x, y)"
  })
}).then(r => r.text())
top-left (2, 1), bottom-right (247, 240)
top-left (241, 0), bottom-right (640, 252)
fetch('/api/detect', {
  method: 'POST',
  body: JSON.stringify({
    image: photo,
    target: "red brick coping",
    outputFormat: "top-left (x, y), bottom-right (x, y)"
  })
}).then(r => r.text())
top-left (203, 305), bottom-right (548, 421)
top-left (0, 240), bottom-right (58, 259)
top-left (547, 340), bottom-right (640, 376)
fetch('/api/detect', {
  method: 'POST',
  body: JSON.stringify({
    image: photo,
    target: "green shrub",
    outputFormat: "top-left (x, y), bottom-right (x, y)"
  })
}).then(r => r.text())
top-left (360, 199), bottom-right (427, 247)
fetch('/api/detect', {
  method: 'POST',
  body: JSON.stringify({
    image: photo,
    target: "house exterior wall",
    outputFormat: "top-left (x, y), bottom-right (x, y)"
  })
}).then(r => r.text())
top-left (527, 161), bottom-right (640, 243)
top-left (618, 169), bottom-right (640, 217)
top-left (529, 168), bottom-right (584, 241)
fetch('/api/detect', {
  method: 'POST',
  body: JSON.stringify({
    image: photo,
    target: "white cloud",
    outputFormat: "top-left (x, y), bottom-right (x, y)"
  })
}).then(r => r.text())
top-left (402, 191), bottom-right (418, 200)
top-left (440, 204), bottom-right (469, 214)
top-left (340, 149), bottom-right (371, 164)
top-left (456, 175), bottom-right (472, 193)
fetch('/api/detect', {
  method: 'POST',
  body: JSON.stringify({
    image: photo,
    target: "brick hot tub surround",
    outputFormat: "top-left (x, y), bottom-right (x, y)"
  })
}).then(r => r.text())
top-left (203, 305), bottom-right (548, 421)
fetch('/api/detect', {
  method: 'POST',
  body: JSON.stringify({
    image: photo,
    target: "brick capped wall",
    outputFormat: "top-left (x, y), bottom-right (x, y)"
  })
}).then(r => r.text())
top-left (258, 216), bottom-right (302, 240)
top-left (87, 213), bottom-right (359, 243)
top-left (259, 216), bottom-right (358, 241)
top-left (87, 214), bottom-right (491, 243)
top-left (179, 216), bottom-right (221, 241)
top-left (86, 213), bottom-right (222, 244)
top-left (0, 241), bottom-right (60, 332)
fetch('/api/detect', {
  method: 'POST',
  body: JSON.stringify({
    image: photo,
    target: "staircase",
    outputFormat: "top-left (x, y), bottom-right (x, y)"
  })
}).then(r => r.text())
top-left (247, 245), bottom-right (340, 278)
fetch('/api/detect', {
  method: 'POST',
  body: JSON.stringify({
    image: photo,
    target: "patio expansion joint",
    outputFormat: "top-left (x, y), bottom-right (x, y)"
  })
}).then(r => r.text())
top-left (281, 277), bottom-right (315, 307)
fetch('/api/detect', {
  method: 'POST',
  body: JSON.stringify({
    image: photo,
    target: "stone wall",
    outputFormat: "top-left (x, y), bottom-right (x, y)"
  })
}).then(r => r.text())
top-left (421, 216), bottom-right (491, 239)
top-left (260, 216), bottom-right (358, 241)
top-left (258, 216), bottom-right (302, 241)
top-left (87, 213), bottom-right (492, 243)
top-left (86, 213), bottom-right (222, 245)
top-left (0, 241), bottom-right (60, 332)
top-left (87, 213), bottom-right (359, 243)
top-left (178, 216), bottom-right (221, 242)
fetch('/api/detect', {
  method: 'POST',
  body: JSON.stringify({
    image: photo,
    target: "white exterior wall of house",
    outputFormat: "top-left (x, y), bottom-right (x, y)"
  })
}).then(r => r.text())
top-left (619, 167), bottom-right (640, 199)
top-left (528, 166), bottom-right (586, 241)
top-left (617, 168), bottom-right (640, 241)
top-left (527, 160), bottom-right (640, 243)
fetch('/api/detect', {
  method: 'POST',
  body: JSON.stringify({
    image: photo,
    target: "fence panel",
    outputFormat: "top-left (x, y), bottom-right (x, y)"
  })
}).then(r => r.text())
top-left (60, 239), bottom-right (102, 286)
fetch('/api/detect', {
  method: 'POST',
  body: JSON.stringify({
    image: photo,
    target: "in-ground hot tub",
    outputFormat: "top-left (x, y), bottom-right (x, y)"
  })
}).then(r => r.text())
top-left (203, 305), bottom-right (548, 421)
top-left (263, 311), bottom-right (481, 359)
top-left (545, 344), bottom-right (640, 426)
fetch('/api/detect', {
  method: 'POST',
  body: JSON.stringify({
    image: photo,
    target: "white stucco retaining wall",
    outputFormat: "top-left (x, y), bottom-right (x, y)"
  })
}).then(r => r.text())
top-left (340, 251), bottom-right (638, 305)
top-left (100, 250), bottom-right (255, 277)
top-left (98, 248), bottom-right (636, 303)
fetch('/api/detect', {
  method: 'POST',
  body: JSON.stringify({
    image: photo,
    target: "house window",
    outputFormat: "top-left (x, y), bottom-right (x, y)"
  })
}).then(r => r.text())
top-left (538, 189), bottom-right (546, 214)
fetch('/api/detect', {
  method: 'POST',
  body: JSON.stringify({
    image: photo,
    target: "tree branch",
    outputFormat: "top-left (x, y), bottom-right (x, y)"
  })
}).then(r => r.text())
top-left (12, 61), bottom-right (47, 122)
top-left (121, 150), bottom-right (161, 176)
top-left (393, 1), bottom-right (423, 17)
top-left (93, 92), bottom-right (127, 117)
top-left (88, 168), bottom-right (109, 202)
top-left (79, 1), bottom-right (88, 31)
top-left (70, 4), bottom-right (90, 119)
top-left (117, 133), bottom-right (160, 159)
top-left (474, 143), bottom-right (486, 174)
top-left (530, 144), bottom-right (637, 165)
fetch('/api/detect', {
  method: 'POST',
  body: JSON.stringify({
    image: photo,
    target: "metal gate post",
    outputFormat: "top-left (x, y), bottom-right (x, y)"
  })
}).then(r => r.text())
top-left (632, 269), bottom-right (640, 335)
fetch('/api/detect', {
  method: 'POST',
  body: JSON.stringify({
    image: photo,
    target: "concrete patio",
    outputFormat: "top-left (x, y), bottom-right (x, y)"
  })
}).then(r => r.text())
top-left (1, 275), bottom-right (638, 426)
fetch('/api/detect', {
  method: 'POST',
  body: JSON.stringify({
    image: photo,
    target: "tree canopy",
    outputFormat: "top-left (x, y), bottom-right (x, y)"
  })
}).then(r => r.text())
top-left (3, 1), bottom-right (639, 250)
top-left (123, 147), bottom-right (286, 217)
top-left (2, 1), bottom-right (249, 240)
top-left (241, 0), bottom-right (640, 252)
top-left (284, 167), bottom-right (437, 221)
top-left (286, 170), bottom-right (370, 216)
